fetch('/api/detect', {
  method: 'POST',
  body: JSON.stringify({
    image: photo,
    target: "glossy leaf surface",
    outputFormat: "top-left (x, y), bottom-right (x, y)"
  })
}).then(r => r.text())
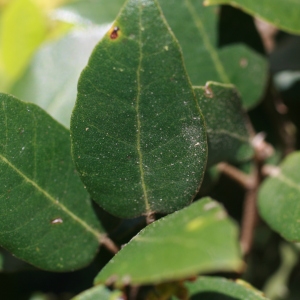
top-left (0, 93), bottom-right (103, 271)
top-left (94, 197), bottom-right (242, 287)
top-left (258, 152), bottom-right (300, 242)
top-left (12, 26), bottom-right (108, 128)
top-left (71, 0), bottom-right (207, 218)
top-left (72, 285), bottom-right (122, 300)
top-left (204, 0), bottom-right (300, 34)
top-left (181, 276), bottom-right (267, 300)
top-left (194, 82), bottom-right (253, 167)
top-left (158, 0), bottom-right (267, 109)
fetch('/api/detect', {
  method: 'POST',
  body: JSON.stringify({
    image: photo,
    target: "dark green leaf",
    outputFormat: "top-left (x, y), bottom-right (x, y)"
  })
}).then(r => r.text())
top-left (258, 152), bottom-right (300, 242)
top-left (72, 285), bottom-right (123, 300)
top-left (11, 27), bottom-right (107, 128)
top-left (204, 0), bottom-right (300, 34)
top-left (94, 197), bottom-right (243, 287)
top-left (194, 82), bottom-right (253, 167)
top-left (158, 0), bottom-right (268, 109)
top-left (181, 276), bottom-right (267, 300)
top-left (0, 93), bottom-right (104, 271)
top-left (71, 0), bottom-right (207, 218)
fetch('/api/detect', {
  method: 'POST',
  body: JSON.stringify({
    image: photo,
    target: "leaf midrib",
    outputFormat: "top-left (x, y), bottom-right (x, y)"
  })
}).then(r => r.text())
top-left (184, 0), bottom-right (230, 83)
top-left (0, 154), bottom-right (102, 240)
top-left (136, 0), bottom-right (151, 213)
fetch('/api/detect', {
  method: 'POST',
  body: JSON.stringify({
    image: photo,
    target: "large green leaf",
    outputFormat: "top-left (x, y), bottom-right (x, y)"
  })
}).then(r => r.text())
top-left (0, 93), bottom-right (104, 271)
top-left (258, 152), bottom-right (300, 242)
top-left (180, 276), bottom-right (267, 300)
top-left (0, 0), bottom-right (47, 89)
top-left (11, 26), bottom-right (108, 128)
top-left (194, 82), bottom-right (253, 167)
top-left (71, 0), bottom-right (207, 218)
top-left (94, 197), bottom-right (242, 287)
top-left (158, 0), bottom-right (267, 109)
top-left (204, 0), bottom-right (300, 35)
top-left (72, 285), bottom-right (123, 300)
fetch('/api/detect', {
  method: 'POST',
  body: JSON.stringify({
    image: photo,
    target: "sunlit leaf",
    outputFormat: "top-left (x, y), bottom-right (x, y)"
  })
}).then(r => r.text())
top-left (94, 197), bottom-right (242, 287)
top-left (0, 93), bottom-right (104, 271)
top-left (71, 0), bottom-right (207, 218)
top-left (0, 0), bottom-right (47, 88)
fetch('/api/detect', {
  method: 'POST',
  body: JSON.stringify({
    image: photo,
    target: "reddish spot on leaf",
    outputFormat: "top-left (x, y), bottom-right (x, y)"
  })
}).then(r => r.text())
top-left (110, 26), bottom-right (120, 39)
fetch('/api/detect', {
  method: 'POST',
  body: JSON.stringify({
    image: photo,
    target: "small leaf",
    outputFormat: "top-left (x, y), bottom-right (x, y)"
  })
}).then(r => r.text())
top-left (94, 197), bottom-right (243, 287)
top-left (158, 0), bottom-right (268, 109)
top-left (71, 0), bottom-right (207, 218)
top-left (72, 285), bottom-right (123, 300)
top-left (11, 26), bottom-right (108, 128)
top-left (182, 276), bottom-right (268, 300)
top-left (258, 152), bottom-right (300, 242)
top-left (0, 93), bottom-right (104, 271)
top-left (194, 82), bottom-right (254, 167)
top-left (204, 0), bottom-right (300, 34)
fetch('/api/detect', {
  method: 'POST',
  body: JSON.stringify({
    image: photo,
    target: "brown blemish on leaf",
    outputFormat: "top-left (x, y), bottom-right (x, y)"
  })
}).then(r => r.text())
top-left (110, 26), bottom-right (120, 39)
top-left (204, 83), bottom-right (214, 98)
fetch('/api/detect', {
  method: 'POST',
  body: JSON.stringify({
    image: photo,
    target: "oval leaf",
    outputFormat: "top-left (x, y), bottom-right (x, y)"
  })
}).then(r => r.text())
top-left (72, 285), bottom-right (123, 300)
top-left (71, 0), bottom-right (207, 218)
top-left (182, 276), bottom-right (268, 300)
top-left (0, 93), bottom-right (104, 271)
top-left (204, 0), bottom-right (300, 35)
top-left (157, 0), bottom-right (268, 109)
top-left (258, 152), bottom-right (300, 242)
top-left (194, 82), bottom-right (253, 167)
top-left (94, 197), bottom-right (243, 287)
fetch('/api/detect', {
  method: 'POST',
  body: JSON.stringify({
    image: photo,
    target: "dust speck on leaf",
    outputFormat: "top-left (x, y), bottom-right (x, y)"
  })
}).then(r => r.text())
top-left (51, 218), bottom-right (63, 224)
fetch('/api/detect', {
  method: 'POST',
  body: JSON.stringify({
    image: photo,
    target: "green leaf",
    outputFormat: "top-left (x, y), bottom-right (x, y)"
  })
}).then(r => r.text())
top-left (0, 0), bottom-right (47, 89)
top-left (258, 152), bottom-right (300, 242)
top-left (94, 197), bottom-right (243, 287)
top-left (71, 0), bottom-right (207, 218)
top-left (182, 276), bottom-right (268, 300)
top-left (0, 93), bottom-right (104, 271)
top-left (157, 0), bottom-right (267, 109)
top-left (204, 0), bottom-right (300, 35)
top-left (11, 26), bottom-right (108, 128)
top-left (71, 285), bottom-right (123, 300)
top-left (194, 82), bottom-right (253, 167)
